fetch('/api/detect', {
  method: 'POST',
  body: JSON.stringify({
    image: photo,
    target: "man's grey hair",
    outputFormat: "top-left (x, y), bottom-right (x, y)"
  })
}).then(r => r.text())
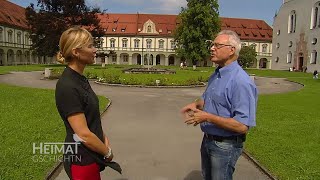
top-left (217, 30), bottom-right (242, 56)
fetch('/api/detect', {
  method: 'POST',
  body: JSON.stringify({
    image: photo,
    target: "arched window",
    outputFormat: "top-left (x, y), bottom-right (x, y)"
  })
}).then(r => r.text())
top-left (134, 39), bottom-right (140, 48)
top-left (311, 50), bottom-right (317, 64)
top-left (311, 2), bottom-right (320, 29)
top-left (146, 39), bottom-right (152, 49)
top-left (170, 40), bottom-right (176, 49)
top-left (159, 39), bottom-right (164, 49)
top-left (287, 51), bottom-right (292, 63)
top-left (17, 32), bottom-right (22, 44)
top-left (0, 27), bottom-right (3, 42)
top-left (122, 38), bottom-right (128, 48)
top-left (262, 44), bottom-right (268, 53)
top-left (250, 43), bottom-right (257, 50)
top-left (25, 34), bottom-right (29, 45)
top-left (288, 10), bottom-right (296, 33)
top-left (8, 30), bottom-right (13, 43)
top-left (110, 38), bottom-right (115, 48)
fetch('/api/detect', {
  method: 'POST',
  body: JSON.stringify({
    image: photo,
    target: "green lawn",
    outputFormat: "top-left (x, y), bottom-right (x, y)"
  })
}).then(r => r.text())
top-left (0, 84), bottom-right (108, 180)
top-left (244, 70), bottom-right (320, 179)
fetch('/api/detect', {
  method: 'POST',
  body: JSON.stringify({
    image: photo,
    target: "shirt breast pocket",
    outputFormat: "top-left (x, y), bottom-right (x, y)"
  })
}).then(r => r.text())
top-left (211, 93), bottom-right (229, 108)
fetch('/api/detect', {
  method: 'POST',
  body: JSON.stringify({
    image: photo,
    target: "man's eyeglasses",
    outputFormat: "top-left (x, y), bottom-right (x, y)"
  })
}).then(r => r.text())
top-left (211, 43), bottom-right (234, 49)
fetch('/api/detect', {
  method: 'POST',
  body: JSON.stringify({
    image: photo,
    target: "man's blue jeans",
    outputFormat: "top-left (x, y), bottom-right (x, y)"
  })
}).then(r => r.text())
top-left (201, 136), bottom-right (243, 180)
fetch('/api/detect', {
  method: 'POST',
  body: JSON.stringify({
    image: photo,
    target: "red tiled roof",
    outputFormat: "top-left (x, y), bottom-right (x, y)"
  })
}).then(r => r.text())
top-left (98, 14), bottom-right (272, 41)
top-left (0, 0), bottom-right (273, 42)
top-left (220, 17), bottom-right (273, 41)
top-left (0, 0), bottom-right (28, 29)
top-left (97, 13), bottom-right (138, 35)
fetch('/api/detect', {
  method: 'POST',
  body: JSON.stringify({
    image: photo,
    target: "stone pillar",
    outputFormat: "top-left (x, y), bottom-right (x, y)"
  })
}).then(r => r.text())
top-left (3, 52), bottom-right (8, 65)
top-left (128, 55), bottom-right (132, 65)
top-left (13, 53), bottom-right (17, 65)
top-left (105, 56), bottom-right (109, 65)
top-left (165, 56), bottom-right (169, 66)
top-left (101, 57), bottom-right (105, 67)
top-left (116, 54), bottom-right (121, 65)
top-left (153, 55), bottom-right (156, 66)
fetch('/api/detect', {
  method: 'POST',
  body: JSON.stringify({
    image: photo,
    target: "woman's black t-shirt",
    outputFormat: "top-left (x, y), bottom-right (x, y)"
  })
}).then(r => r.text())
top-left (55, 66), bottom-right (104, 169)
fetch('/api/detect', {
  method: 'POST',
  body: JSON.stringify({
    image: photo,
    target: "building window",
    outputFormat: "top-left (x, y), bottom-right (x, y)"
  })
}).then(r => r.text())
top-left (110, 39), bottom-right (115, 48)
top-left (276, 43), bottom-right (280, 49)
top-left (0, 27), bottom-right (3, 42)
top-left (123, 55), bottom-right (128, 62)
top-left (287, 51), bottom-right (292, 63)
top-left (8, 30), bottom-right (13, 43)
top-left (112, 55), bottom-right (117, 62)
top-left (122, 38), bottom-right (127, 48)
top-left (250, 43), bottom-right (257, 50)
top-left (159, 40), bottom-right (164, 49)
top-left (312, 38), bottom-right (317, 45)
top-left (25, 34), bottom-right (29, 45)
top-left (134, 39), bottom-right (140, 48)
top-left (311, 50), bottom-right (317, 64)
top-left (288, 10), bottom-right (296, 33)
top-left (288, 41), bottom-right (293, 47)
top-left (311, 2), bottom-right (320, 29)
top-left (146, 39), bottom-right (152, 49)
top-left (170, 41), bottom-right (176, 49)
top-left (147, 25), bottom-right (151, 33)
top-left (17, 32), bottom-right (22, 44)
top-left (275, 57), bottom-right (279, 63)
top-left (277, 30), bottom-right (280, 35)
top-left (262, 44), bottom-right (268, 53)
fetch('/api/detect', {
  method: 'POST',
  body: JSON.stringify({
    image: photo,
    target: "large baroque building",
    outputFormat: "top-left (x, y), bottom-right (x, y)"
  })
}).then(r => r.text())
top-left (1, 0), bottom-right (273, 68)
top-left (0, 0), bottom-right (53, 66)
top-left (96, 13), bottom-right (273, 68)
top-left (272, 0), bottom-right (320, 72)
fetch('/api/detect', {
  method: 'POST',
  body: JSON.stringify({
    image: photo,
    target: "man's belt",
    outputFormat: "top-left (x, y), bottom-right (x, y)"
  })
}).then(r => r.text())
top-left (204, 133), bottom-right (246, 143)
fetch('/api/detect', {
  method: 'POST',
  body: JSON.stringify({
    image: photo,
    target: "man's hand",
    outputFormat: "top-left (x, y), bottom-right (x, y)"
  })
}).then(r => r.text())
top-left (184, 108), bottom-right (209, 126)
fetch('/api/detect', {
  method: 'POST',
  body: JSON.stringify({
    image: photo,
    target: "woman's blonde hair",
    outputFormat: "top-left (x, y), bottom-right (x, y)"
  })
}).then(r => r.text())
top-left (57, 26), bottom-right (93, 63)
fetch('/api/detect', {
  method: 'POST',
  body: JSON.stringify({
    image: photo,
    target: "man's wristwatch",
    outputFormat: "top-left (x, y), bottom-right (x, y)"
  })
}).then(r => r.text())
top-left (103, 147), bottom-right (112, 159)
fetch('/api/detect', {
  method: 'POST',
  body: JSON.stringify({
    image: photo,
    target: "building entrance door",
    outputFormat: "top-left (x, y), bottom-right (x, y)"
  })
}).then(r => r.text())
top-left (299, 56), bottom-right (304, 71)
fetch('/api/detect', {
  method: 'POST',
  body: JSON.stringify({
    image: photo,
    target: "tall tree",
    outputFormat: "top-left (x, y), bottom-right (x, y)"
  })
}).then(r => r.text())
top-left (238, 45), bottom-right (257, 68)
top-left (25, 0), bottom-right (104, 57)
top-left (174, 0), bottom-right (220, 67)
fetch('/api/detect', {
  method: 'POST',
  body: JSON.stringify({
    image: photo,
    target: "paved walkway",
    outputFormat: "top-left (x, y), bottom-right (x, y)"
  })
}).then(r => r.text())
top-left (0, 71), bottom-right (303, 180)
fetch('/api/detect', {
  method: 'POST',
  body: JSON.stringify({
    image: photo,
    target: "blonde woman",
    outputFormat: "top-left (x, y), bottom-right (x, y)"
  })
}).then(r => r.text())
top-left (55, 27), bottom-right (118, 179)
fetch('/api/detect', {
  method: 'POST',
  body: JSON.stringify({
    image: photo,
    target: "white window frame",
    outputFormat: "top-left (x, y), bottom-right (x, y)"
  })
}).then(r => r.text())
top-left (146, 39), bottom-right (152, 49)
top-left (159, 40), bottom-right (164, 49)
top-left (288, 10), bottom-right (296, 33)
top-left (310, 50), bottom-right (317, 64)
top-left (122, 39), bottom-right (128, 48)
top-left (134, 39), bottom-right (140, 48)
top-left (110, 39), bottom-right (115, 48)
top-left (287, 51), bottom-right (292, 63)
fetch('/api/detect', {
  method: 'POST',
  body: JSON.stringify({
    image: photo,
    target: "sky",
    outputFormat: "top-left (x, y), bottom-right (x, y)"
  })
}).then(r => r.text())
top-left (9, 0), bottom-right (283, 26)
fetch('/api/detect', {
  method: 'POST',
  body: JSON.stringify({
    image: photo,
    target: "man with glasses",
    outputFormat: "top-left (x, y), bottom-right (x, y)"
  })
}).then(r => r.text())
top-left (181, 30), bottom-right (258, 180)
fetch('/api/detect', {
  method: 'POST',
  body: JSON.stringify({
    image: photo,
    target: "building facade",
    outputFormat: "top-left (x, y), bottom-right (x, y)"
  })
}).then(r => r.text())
top-left (0, 0), bottom-right (52, 66)
top-left (1, 0), bottom-right (273, 67)
top-left (272, 0), bottom-right (320, 72)
top-left (96, 13), bottom-right (273, 68)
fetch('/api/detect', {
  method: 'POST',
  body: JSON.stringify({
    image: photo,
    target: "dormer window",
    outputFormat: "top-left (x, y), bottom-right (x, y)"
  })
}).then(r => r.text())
top-left (168, 30), bottom-right (172, 34)
top-left (121, 28), bottom-right (125, 32)
top-left (112, 28), bottom-right (116, 32)
top-left (147, 25), bottom-right (151, 33)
